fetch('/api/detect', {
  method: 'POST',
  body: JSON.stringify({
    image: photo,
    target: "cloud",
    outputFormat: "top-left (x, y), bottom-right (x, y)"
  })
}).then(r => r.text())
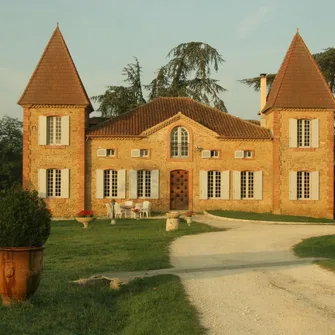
top-left (237, 1), bottom-right (276, 39)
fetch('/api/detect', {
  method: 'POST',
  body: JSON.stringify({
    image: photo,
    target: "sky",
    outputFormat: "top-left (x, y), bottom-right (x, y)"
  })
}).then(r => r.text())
top-left (1, 0), bottom-right (335, 121)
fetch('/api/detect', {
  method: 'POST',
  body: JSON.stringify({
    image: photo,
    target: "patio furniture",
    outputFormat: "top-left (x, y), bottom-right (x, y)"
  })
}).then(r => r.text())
top-left (105, 203), bottom-right (112, 218)
top-left (141, 201), bottom-right (152, 217)
top-left (124, 200), bottom-right (133, 207)
top-left (114, 202), bottom-right (126, 218)
top-left (132, 203), bottom-right (143, 218)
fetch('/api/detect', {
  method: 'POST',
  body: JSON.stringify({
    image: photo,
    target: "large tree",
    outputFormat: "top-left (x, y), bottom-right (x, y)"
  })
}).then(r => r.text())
top-left (239, 49), bottom-right (335, 93)
top-left (93, 42), bottom-right (227, 118)
top-left (0, 116), bottom-right (22, 191)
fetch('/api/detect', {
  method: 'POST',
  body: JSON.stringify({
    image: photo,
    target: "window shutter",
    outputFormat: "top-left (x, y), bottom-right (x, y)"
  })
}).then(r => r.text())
top-left (311, 171), bottom-right (320, 200)
top-left (38, 169), bottom-right (47, 198)
top-left (201, 150), bottom-right (211, 158)
top-left (150, 170), bottom-right (160, 199)
top-left (61, 169), bottom-right (70, 198)
top-left (129, 170), bottom-right (138, 199)
top-left (117, 169), bottom-right (126, 199)
top-left (61, 116), bottom-right (70, 145)
top-left (311, 119), bottom-right (319, 148)
top-left (289, 119), bottom-right (298, 148)
top-left (233, 171), bottom-right (241, 200)
top-left (234, 150), bottom-right (244, 159)
top-left (38, 116), bottom-right (47, 145)
top-left (221, 171), bottom-right (230, 200)
top-left (199, 170), bottom-right (208, 199)
top-left (97, 149), bottom-right (107, 157)
top-left (131, 149), bottom-right (141, 157)
top-left (96, 169), bottom-right (104, 199)
top-left (289, 171), bottom-right (297, 200)
top-left (254, 171), bottom-right (263, 200)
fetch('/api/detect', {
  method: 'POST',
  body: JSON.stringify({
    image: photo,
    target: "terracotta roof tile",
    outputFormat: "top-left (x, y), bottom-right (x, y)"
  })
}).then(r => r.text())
top-left (18, 26), bottom-right (93, 110)
top-left (262, 32), bottom-right (335, 112)
top-left (88, 97), bottom-right (271, 139)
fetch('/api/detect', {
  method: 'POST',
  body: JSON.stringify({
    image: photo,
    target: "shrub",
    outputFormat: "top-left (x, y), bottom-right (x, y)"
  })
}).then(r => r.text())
top-left (0, 187), bottom-right (51, 247)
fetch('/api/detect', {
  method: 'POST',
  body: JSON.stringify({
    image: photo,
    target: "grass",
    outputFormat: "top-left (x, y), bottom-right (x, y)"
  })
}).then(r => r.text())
top-left (293, 234), bottom-right (335, 272)
top-left (0, 219), bottom-right (222, 335)
top-left (208, 210), bottom-right (335, 223)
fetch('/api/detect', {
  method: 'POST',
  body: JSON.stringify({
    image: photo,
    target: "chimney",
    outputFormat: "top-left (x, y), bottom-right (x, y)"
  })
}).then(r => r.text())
top-left (260, 73), bottom-right (267, 111)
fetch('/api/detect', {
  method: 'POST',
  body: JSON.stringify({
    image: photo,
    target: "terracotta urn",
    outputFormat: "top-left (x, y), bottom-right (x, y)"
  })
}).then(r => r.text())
top-left (75, 217), bottom-right (94, 228)
top-left (0, 246), bottom-right (44, 306)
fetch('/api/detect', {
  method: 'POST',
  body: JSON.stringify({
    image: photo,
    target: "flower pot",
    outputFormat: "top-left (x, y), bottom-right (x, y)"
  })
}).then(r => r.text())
top-left (75, 217), bottom-right (94, 228)
top-left (166, 212), bottom-right (180, 231)
top-left (186, 217), bottom-right (192, 225)
top-left (0, 246), bottom-right (44, 306)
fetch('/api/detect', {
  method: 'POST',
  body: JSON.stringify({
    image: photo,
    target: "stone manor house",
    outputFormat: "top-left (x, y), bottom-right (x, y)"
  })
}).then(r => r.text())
top-left (19, 27), bottom-right (335, 218)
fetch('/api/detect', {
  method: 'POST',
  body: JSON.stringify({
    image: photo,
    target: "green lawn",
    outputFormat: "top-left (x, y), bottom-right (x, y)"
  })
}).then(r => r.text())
top-left (293, 235), bottom-right (335, 272)
top-left (208, 210), bottom-right (335, 223)
top-left (0, 219), bottom-right (221, 335)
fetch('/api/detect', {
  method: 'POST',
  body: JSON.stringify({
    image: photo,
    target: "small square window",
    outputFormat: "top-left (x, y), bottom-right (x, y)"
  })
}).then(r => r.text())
top-left (140, 149), bottom-right (149, 157)
top-left (244, 151), bottom-right (253, 159)
top-left (210, 150), bottom-right (219, 158)
top-left (106, 149), bottom-right (116, 157)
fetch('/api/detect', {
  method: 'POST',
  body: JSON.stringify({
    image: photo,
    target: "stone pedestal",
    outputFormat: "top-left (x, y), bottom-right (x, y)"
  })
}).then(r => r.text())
top-left (166, 212), bottom-right (180, 231)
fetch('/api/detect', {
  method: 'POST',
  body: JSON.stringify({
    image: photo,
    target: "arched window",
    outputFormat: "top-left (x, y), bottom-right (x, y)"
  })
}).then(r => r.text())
top-left (170, 127), bottom-right (189, 158)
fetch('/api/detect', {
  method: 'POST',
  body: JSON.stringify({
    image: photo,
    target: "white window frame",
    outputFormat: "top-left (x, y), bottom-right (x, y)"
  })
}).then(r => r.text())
top-left (47, 169), bottom-right (62, 197)
top-left (170, 127), bottom-right (189, 158)
top-left (137, 170), bottom-right (151, 198)
top-left (210, 150), bottom-right (219, 158)
top-left (140, 149), bottom-right (149, 157)
top-left (243, 150), bottom-right (253, 159)
top-left (47, 116), bottom-right (62, 145)
top-left (103, 170), bottom-right (118, 198)
top-left (297, 171), bottom-right (310, 199)
top-left (106, 149), bottom-right (116, 157)
top-left (241, 171), bottom-right (254, 199)
top-left (297, 119), bottom-right (311, 148)
top-left (207, 171), bottom-right (221, 198)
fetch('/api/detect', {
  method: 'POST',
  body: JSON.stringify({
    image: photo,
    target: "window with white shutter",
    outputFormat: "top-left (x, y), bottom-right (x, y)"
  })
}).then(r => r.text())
top-left (38, 169), bottom-right (47, 198)
top-left (42, 168), bottom-right (69, 198)
top-left (207, 171), bottom-right (221, 198)
top-left (233, 171), bottom-right (241, 200)
top-left (199, 170), bottom-right (208, 199)
top-left (311, 119), bottom-right (319, 148)
top-left (96, 169), bottom-right (104, 199)
top-left (241, 171), bottom-right (254, 199)
top-left (289, 119), bottom-right (298, 148)
top-left (297, 119), bottom-right (311, 147)
top-left (201, 150), bottom-right (211, 158)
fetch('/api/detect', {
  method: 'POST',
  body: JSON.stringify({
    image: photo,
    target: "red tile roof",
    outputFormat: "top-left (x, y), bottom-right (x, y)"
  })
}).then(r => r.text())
top-left (87, 97), bottom-right (271, 139)
top-left (18, 26), bottom-right (93, 110)
top-left (262, 32), bottom-right (335, 112)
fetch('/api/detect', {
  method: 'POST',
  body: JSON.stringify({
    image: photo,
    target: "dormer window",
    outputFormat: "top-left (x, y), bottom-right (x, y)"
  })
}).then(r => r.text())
top-left (171, 127), bottom-right (189, 158)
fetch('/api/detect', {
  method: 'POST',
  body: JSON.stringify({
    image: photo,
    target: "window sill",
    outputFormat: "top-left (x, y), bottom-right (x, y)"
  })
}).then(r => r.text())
top-left (40, 145), bottom-right (68, 149)
top-left (290, 148), bottom-right (317, 152)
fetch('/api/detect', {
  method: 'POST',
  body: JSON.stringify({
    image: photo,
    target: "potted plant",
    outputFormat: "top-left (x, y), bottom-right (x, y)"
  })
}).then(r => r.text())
top-left (185, 211), bottom-right (194, 225)
top-left (75, 210), bottom-right (95, 228)
top-left (132, 208), bottom-right (140, 220)
top-left (0, 187), bottom-right (51, 306)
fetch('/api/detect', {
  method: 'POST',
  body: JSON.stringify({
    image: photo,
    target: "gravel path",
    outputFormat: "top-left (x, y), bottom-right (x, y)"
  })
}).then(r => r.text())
top-left (170, 215), bottom-right (335, 335)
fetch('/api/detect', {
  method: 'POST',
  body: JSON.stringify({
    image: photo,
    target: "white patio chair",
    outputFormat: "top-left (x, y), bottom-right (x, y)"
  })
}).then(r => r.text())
top-left (114, 202), bottom-right (126, 218)
top-left (141, 201), bottom-right (152, 218)
top-left (105, 203), bottom-right (112, 218)
top-left (132, 203), bottom-right (143, 218)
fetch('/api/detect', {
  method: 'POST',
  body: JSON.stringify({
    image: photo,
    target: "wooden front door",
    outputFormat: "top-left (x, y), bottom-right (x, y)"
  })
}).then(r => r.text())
top-left (170, 170), bottom-right (189, 210)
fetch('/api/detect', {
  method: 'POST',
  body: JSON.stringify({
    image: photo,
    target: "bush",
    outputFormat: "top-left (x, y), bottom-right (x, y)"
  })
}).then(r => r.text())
top-left (0, 188), bottom-right (51, 247)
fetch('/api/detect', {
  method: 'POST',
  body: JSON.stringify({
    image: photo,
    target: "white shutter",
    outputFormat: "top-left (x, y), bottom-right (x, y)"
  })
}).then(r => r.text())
top-left (221, 171), bottom-right (230, 200)
top-left (96, 169), bottom-right (104, 199)
top-left (61, 116), bottom-right (70, 145)
top-left (61, 169), bottom-right (70, 198)
top-left (254, 171), bottom-right (263, 200)
top-left (38, 169), bottom-right (47, 198)
top-left (117, 169), bottom-right (126, 199)
top-left (201, 150), bottom-right (211, 158)
top-left (129, 170), bottom-right (138, 199)
top-left (38, 116), bottom-right (47, 145)
top-left (289, 119), bottom-right (298, 148)
top-left (233, 171), bottom-right (241, 200)
top-left (311, 171), bottom-right (320, 200)
top-left (234, 150), bottom-right (244, 159)
top-left (131, 149), bottom-right (141, 157)
top-left (97, 149), bottom-right (107, 157)
top-left (150, 170), bottom-right (159, 199)
top-left (199, 170), bottom-right (208, 199)
top-left (289, 171), bottom-right (297, 200)
top-left (311, 119), bottom-right (319, 148)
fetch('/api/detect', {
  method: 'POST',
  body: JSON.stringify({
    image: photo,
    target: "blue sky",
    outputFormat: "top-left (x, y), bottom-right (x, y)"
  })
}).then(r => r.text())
top-left (1, 0), bottom-right (334, 120)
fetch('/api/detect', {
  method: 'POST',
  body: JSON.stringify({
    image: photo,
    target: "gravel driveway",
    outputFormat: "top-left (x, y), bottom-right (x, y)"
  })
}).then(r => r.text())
top-left (170, 215), bottom-right (335, 335)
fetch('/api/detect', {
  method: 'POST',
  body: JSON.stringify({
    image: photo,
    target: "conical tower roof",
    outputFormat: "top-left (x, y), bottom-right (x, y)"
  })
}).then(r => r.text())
top-left (262, 31), bottom-right (335, 112)
top-left (18, 25), bottom-right (93, 110)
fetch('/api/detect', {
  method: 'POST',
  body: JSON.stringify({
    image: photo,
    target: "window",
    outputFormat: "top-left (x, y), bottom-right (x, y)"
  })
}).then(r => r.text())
top-left (297, 171), bottom-right (310, 199)
top-left (297, 119), bottom-right (310, 147)
top-left (244, 151), bottom-right (253, 158)
top-left (137, 170), bottom-right (151, 198)
top-left (47, 116), bottom-right (62, 145)
top-left (171, 127), bottom-right (189, 158)
top-left (140, 149), bottom-right (149, 157)
top-left (47, 169), bottom-right (61, 197)
top-left (241, 171), bottom-right (254, 199)
top-left (106, 149), bottom-right (116, 157)
top-left (211, 150), bottom-right (219, 158)
top-left (208, 171), bottom-right (221, 198)
top-left (103, 170), bottom-right (118, 197)
top-left (235, 150), bottom-right (253, 159)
